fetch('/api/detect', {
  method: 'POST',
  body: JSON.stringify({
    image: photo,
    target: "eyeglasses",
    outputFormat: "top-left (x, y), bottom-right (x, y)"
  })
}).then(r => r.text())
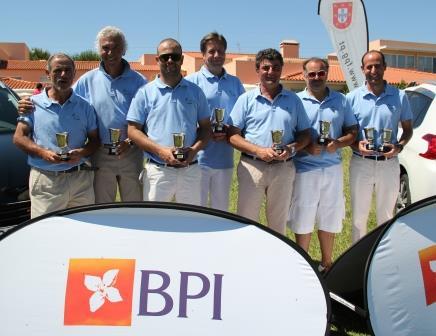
top-left (306, 70), bottom-right (327, 79)
top-left (158, 53), bottom-right (182, 62)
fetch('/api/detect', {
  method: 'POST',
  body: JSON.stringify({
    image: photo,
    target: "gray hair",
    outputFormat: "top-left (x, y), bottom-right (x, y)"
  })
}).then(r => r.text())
top-left (95, 26), bottom-right (127, 55)
top-left (47, 53), bottom-right (75, 72)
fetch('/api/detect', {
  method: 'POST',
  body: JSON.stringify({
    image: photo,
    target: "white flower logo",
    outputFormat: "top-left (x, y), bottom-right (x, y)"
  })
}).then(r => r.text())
top-left (84, 269), bottom-right (123, 312)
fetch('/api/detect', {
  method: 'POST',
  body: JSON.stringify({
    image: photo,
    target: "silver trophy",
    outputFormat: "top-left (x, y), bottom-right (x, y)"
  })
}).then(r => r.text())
top-left (213, 108), bottom-right (225, 133)
top-left (271, 130), bottom-right (284, 154)
top-left (379, 128), bottom-right (392, 153)
top-left (173, 132), bottom-right (186, 161)
top-left (56, 132), bottom-right (70, 161)
top-left (364, 127), bottom-right (375, 151)
top-left (318, 120), bottom-right (331, 146)
top-left (106, 128), bottom-right (121, 155)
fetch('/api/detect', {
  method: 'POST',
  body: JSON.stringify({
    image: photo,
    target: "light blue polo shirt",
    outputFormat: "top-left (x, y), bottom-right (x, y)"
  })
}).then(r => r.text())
top-left (185, 66), bottom-right (245, 169)
top-left (73, 59), bottom-right (147, 144)
top-left (21, 89), bottom-right (97, 171)
top-left (228, 86), bottom-right (310, 148)
top-left (126, 76), bottom-right (209, 164)
top-left (294, 88), bottom-right (357, 172)
top-left (346, 82), bottom-right (412, 147)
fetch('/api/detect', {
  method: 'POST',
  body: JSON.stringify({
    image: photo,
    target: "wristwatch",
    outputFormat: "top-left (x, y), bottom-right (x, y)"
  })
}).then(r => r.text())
top-left (395, 143), bottom-right (404, 152)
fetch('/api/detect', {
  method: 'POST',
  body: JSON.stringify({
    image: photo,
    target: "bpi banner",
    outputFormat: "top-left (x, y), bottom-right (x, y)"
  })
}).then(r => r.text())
top-left (326, 197), bottom-right (436, 335)
top-left (0, 203), bottom-right (330, 335)
top-left (318, 0), bottom-right (368, 90)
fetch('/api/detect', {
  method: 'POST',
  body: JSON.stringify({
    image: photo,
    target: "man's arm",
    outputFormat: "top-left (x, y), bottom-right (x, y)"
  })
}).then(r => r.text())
top-left (325, 125), bottom-right (358, 153)
top-left (127, 121), bottom-right (179, 165)
top-left (68, 129), bottom-right (100, 164)
top-left (384, 119), bottom-right (413, 159)
top-left (227, 125), bottom-right (279, 162)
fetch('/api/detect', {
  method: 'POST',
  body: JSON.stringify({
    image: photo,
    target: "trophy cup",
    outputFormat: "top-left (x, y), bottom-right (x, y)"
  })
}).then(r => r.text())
top-left (379, 128), bottom-right (392, 153)
top-left (55, 132), bottom-right (70, 161)
top-left (271, 130), bottom-right (284, 154)
top-left (173, 132), bottom-right (186, 161)
top-left (364, 127), bottom-right (375, 151)
top-left (318, 120), bottom-right (331, 145)
top-left (106, 128), bottom-right (121, 155)
top-left (213, 108), bottom-right (225, 134)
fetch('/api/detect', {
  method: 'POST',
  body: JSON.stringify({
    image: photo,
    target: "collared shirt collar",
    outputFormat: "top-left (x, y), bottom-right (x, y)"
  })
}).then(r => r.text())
top-left (361, 80), bottom-right (392, 97)
top-left (40, 87), bottom-right (76, 107)
top-left (155, 75), bottom-right (188, 89)
top-left (255, 84), bottom-right (288, 100)
top-left (300, 87), bottom-right (331, 102)
top-left (99, 58), bottom-right (131, 78)
top-left (200, 65), bottom-right (228, 80)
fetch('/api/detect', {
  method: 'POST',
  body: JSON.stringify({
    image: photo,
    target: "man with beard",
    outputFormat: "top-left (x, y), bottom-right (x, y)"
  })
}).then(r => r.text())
top-left (228, 48), bottom-right (310, 235)
top-left (13, 53), bottom-right (99, 218)
top-left (18, 26), bottom-right (147, 204)
top-left (185, 32), bottom-right (244, 211)
top-left (347, 50), bottom-right (413, 243)
top-left (127, 38), bottom-right (211, 205)
top-left (288, 57), bottom-right (357, 271)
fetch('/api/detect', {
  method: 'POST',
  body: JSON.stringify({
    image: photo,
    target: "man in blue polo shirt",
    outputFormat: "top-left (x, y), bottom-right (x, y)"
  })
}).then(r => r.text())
top-left (185, 32), bottom-right (244, 211)
top-left (228, 48), bottom-right (310, 235)
top-left (347, 50), bottom-right (413, 243)
top-left (74, 26), bottom-right (147, 203)
top-left (18, 26), bottom-right (147, 204)
top-left (127, 38), bottom-right (211, 205)
top-left (289, 57), bottom-right (357, 271)
top-left (13, 53), bottom-right (99, 218)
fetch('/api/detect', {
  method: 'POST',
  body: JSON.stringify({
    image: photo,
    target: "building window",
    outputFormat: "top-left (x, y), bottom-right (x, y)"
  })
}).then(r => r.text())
top-left (385, 54), bottom-right (396, 67)
top-left (417, 56), bottom-right (433, 73)
top-left (406, 56), bottom-right (415, 69)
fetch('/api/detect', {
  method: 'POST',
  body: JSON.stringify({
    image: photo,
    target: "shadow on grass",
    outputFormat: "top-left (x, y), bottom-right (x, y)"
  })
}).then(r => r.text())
top-left (329, 301), bottom-right (371, 336)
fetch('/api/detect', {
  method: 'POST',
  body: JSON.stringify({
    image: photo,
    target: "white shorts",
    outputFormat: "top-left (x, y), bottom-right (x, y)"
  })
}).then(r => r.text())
top-left (200, 166), bottom-right (233, 211)
top-left (289, 164), bottom-right (345, 234)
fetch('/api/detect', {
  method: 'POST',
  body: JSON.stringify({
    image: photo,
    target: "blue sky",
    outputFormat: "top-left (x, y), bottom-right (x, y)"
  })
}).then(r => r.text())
top-left (1, 0), bottom-right (435, 61)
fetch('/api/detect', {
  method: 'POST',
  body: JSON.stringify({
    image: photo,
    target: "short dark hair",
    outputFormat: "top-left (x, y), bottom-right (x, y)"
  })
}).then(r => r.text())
top-left (302, 57), bottom-right (329, 72)
top-left (361, 50), bottom-right (386, 67)
top-left (47, 53), bottom-right (75, 72)
top-left (157, 38), bottom-right (182, 54)
top-left (255, 48), bottom-right (283, 70)
top-left (200, 32), bottom-right (227, 53)
top-left (36, 82), bottom-right (43, 89)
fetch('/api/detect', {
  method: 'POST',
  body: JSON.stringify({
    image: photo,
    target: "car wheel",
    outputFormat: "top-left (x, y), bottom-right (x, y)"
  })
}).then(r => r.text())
top-left (396, 173), bottom-right (411, 212)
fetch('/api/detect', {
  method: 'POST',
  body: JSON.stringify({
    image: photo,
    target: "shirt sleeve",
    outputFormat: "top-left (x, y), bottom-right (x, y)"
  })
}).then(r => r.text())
top-left (196, 88), bottom-right (210, 121)
top-left (343, 96), bottom-right (358, 127)
top-left (228, 94), bottom-right (247, 130)
top-left (400, 90), bottom-right (413, 121)
top-left (126, 87), bottom-right (148, 125)
top-left (295, 97), bottom-right (310, 131)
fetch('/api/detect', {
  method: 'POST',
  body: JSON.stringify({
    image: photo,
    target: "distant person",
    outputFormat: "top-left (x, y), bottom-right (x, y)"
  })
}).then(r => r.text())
top-left (227, 48), bottom-right (310, 235)
top-left (288, 57), bottom-right (357, 272)
top-left (127, 38), bottom-right (211, 205)
top-left (18, 26), bottom-right (147, 204)
top-left (347, 50), bottom-right (413, 243)
top-left (13, 53), bottom-right (99, 218)
top-left (32, 82), bottom-right (43, 95)
top-left (185, 32), bottom-right (244, 211)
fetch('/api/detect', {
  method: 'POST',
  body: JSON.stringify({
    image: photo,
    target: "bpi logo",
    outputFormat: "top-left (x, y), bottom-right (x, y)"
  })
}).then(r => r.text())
top-left (64, 258), bottom-right (136, 326)
top-left (419, 245), bottom-right (436, 306)
top-left (333, 2), bottom-right (353, 29)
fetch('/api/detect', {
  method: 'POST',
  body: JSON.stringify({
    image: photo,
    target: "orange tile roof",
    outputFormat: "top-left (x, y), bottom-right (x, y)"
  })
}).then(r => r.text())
top-left (183, 51), bottom-right (254, 60)
top-left (282, 63), bottom-right (436, 85)
top-left (3, 60), bottom-right (159, 71)
top-left (1, 77), bottom-right (41, 89)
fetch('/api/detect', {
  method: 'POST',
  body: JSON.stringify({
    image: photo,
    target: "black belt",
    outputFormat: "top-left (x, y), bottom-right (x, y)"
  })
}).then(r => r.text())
top-left (148, 159), bottom-right (198, 168)
top-left (353, 152), bottom-right (392, 161)
top-left (241, 152), bottom-right (292, 164)
top-left (34, 163), bottom-right (97, 176)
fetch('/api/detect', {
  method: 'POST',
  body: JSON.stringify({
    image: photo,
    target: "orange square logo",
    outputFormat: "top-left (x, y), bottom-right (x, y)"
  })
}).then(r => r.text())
top-left (419, 245), bottom-right (436, 306)
top-left (64, 258), bottom-right (135, 326)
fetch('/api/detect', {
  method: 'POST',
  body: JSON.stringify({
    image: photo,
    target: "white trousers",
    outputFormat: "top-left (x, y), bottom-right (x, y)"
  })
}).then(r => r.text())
top-left (143, 163), bottom-right (201, 206)
top-left (289, 164), bottom-right (345, 234)
top-left (350, 155), bottom-right (400, 243)
top-left (200, 166), bottom-right (233, 212)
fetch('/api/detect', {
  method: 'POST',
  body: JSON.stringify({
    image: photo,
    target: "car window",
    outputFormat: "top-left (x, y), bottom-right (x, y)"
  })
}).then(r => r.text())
top-left (0, 87), bottom-right (19, 133)
top-left (405, 91), bottom-right (432, 129)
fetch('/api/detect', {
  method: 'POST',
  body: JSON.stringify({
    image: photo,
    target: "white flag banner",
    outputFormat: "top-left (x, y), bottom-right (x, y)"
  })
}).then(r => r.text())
top-left (318, 0), bottom-right (368, 90)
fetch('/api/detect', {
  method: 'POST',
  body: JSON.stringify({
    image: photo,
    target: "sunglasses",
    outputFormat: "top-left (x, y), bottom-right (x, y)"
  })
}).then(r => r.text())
top-left (306, 70), bottom-right (327, 79)
top-left (158, 53), bottom-right (182, 62)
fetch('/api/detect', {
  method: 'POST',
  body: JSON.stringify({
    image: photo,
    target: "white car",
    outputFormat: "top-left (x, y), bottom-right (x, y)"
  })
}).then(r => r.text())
top-left (397, 82), bottom-right (436, 211)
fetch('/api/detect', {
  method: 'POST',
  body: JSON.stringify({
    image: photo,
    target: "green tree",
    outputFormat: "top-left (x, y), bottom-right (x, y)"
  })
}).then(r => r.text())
top-left (29, 48), bottom-right (51, 60)
top-left (71, 50), bottom-right (100, 61)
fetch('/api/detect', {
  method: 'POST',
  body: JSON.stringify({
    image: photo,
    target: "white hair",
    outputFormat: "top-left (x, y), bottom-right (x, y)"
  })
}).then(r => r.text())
top-left (95, 26), bottom-right (127, 55)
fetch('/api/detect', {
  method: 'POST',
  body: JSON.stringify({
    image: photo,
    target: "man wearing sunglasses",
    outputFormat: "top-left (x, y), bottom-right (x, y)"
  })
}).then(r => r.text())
top-left (227, 48), bottom-right (310, 235)
top-left (347, 50), bottom-right (413, 243)
top-left (127, 38), bottom-right (211, 205)
top-left (185, 32), bottom-right (245, 212)
top-left (288, 57), bottom-right (357, 272)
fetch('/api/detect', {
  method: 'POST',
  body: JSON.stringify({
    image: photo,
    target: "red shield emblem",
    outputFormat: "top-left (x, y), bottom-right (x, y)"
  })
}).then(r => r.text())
top-left (333, 2), bottom-right (353, 29)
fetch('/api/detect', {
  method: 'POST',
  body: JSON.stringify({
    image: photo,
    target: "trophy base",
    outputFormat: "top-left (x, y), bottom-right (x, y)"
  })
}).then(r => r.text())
top-left (58, 153), bottom-right (70, 161)
top-left (108, 147), bottom-right (118, 155)
top-left (213, 125), bottom-right (225, 134)
top-left (378, 145), bottom-right (390, 153)
top-left (366, 143), bottom-right (375, 151)
top-left (273, 145), bottom-right (284, 154)
top-left (318, 138), bottom-right (329, 146)
top-left (174, 152), bottom-right (186, 161)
